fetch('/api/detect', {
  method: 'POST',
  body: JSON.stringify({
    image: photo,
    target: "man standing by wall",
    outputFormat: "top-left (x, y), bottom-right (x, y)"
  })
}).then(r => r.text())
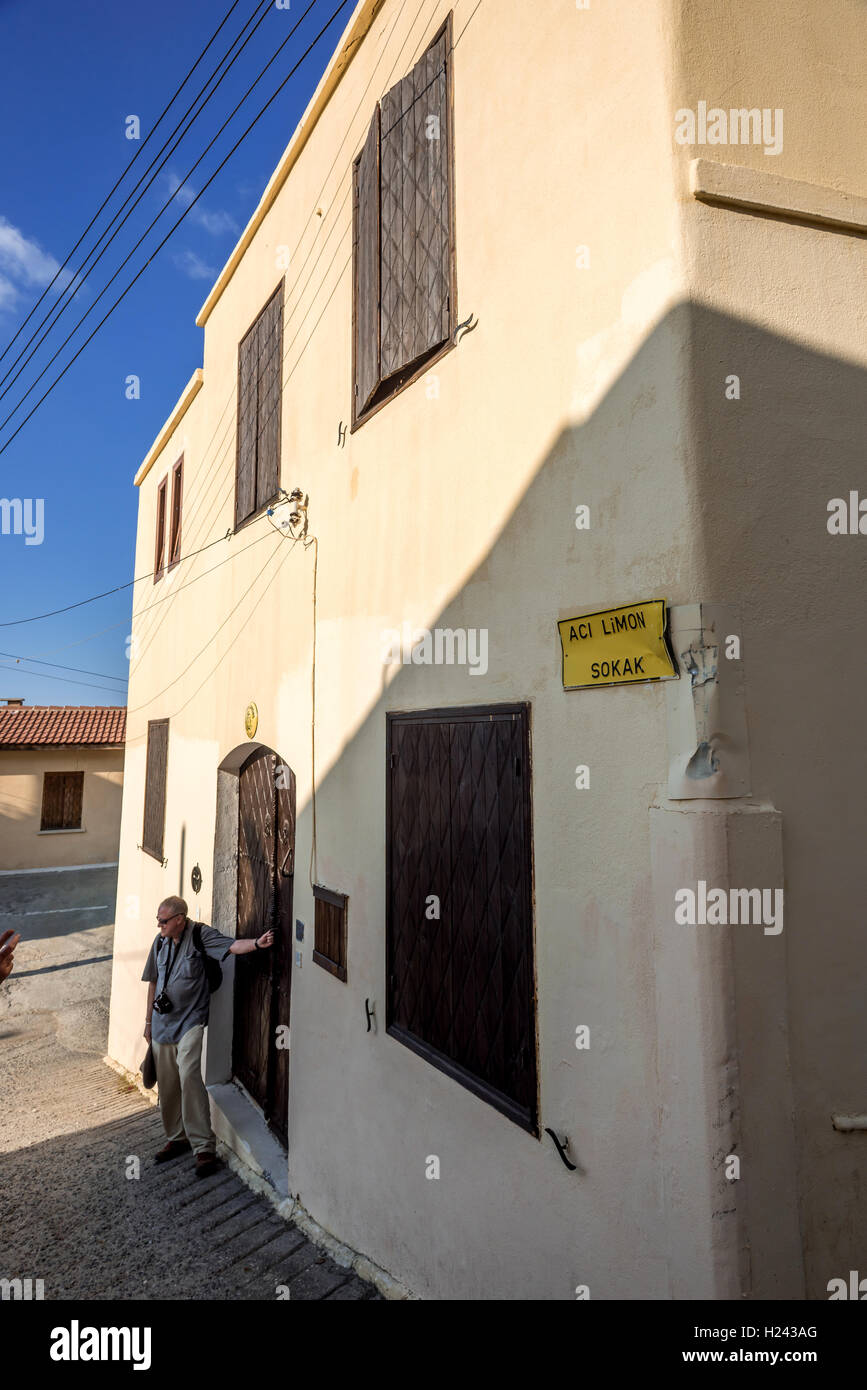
top-left (143, 896), bottom-right (273, 1177)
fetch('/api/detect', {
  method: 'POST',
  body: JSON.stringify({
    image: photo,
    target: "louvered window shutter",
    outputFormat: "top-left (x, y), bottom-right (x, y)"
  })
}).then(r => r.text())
top-left (256, 288), bottom-right (283, 507)
top-left (41, 773), bottom-right (65, 830)
top-left (235, 325), bottom-right (258, 527)
top-left (354, 108), bottom-right (381, 416)
top-left (380, 31), bottom-right (450, 379)
top-left (63, 772), bottom-right (84, 829)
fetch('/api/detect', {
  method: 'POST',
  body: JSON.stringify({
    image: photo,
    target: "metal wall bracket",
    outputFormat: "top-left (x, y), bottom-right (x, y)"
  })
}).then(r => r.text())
top-left (545, 1127), bottom-right (577, 1171)
top-left (365, 998), bottom-right (376, 1033)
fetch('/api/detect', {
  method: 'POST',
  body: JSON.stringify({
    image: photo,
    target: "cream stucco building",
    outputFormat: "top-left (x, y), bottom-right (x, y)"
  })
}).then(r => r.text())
top-left (107, 0), bottom-right (867, 1299)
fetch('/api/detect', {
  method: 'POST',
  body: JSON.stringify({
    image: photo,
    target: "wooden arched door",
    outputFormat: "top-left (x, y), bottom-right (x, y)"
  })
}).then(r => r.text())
top-left (233, 748), bottom-right (295, 1146)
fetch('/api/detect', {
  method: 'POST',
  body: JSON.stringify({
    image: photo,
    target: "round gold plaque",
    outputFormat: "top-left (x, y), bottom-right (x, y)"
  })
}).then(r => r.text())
top-left (244, 702), bottom-right (259, 739)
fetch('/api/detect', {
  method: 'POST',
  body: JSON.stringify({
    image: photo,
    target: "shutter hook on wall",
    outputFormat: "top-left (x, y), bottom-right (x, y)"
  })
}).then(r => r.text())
top-left (454, 312), bottom-right (478, 345)
top-left (365, 999), bottom-right (376, 1033)
top-left (545, 1128), bottom-right (577, 1172)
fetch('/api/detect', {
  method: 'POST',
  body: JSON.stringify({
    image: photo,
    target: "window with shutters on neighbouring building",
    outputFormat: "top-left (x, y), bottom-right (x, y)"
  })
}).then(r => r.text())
top-left (40, 771), bottom-right (84, 831)
top-left (352, 16), bottom-right (456, 427)
top-left (235, 284), bottom-right (284, 529)
top-left (142, 718), bottom-right (169, 862)
top-left (385, 704), bottom-right (538, 1133)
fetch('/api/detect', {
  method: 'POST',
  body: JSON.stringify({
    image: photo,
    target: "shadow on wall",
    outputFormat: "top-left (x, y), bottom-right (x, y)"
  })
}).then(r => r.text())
top-left (273, 300), bottom-right (867, 1297)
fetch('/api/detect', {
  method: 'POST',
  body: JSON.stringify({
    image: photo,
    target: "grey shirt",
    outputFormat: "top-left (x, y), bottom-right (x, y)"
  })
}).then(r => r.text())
top-left (142, 920), bottom-right (234, 1044)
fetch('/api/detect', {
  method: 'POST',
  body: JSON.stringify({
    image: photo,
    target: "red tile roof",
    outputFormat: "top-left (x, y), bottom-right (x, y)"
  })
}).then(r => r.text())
top-left (0, 705), bottom-right (126, 748)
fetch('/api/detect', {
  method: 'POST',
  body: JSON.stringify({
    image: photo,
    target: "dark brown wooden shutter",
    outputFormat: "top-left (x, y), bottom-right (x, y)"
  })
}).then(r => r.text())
top-left (354, 108), bottom-right (381, 416)
top-left (313, 885), bottom-right (348, 981)
top-left (169, 457), bottom-right (183, 567)
top-left (256, 287), bottom-right (283, 508)
top-left (62, 771), bottom-right (84, 829)
top-left (235, 323), bottom-right (258, 527)
top-left (380, 30), bottom-right (450, 379)
top-left (154, 477), bottom-right (167, 579)
top-left (41, 771), bottom-right (84, 830)
top-left (386, 705), bottom-right (537, 1132)
top-left (142, 718), bottom-right (169, 861)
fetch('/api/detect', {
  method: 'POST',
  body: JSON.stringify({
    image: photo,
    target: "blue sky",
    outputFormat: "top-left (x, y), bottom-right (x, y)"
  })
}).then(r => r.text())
top-left (0, 0), bottom-right (351, 706)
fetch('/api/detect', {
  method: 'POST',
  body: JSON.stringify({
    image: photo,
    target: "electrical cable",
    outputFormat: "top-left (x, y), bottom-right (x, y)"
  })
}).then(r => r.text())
top-left (0, 0), bottom-right (275, 402)
top-left (0, 0), bottom-right (351, 453)
top-left (0, 0), bottom-right (250, 368)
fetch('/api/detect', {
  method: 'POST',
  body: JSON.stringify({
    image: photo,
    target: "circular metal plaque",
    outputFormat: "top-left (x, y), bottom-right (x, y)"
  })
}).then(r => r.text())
top-left (191, 864), bottom-right (202, 894)
top-left (244, 702), bottom-right (259, 738)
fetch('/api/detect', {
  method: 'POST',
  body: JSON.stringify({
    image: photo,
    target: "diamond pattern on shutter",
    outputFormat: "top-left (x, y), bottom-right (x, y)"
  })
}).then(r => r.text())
top-left (380, 31), bottom-right (450, 380)
top-left (256, 288), bottom-right (283, 507)
top-left (387, 707), bottom-right (537, 1130)
top-left (235, 323), bottom-right (258, 527)
top-left (354, 108), bottom-right (381, 415)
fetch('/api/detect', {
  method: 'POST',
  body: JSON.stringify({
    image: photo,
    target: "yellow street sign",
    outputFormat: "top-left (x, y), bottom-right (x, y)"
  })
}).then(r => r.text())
top-left (557, 599), bottom-right (678, 690)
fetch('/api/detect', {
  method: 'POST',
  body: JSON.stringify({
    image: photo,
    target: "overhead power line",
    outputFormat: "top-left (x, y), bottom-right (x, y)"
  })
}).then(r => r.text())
top-left (0, 0), bottom-right (275, 404)
top-left (0, 662), bottom-right (127, 696)
top-left (0, 0), bottom-right (353, 457)
top-left (0, 651), bottom-right (128, 683)
top-left (0, 0), bottom-right (250, 370)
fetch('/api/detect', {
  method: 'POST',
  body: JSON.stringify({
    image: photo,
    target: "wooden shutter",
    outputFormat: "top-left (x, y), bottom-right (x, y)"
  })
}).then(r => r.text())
top-left (313, 885), bottom-right (348, 981)
top-left (235, 323), bottom-right (258, 527)
top-left (353, 108), bottom-right (381, 417)
top-left (386, 705), bottom-right (537, 1132)
top-left (62, 771), bottom-right (84, 829)
top-left (154, 477), bottom-right (167, 579)
top-left (168, 457), bottom-right (183, 567)
top-left (142, 719), bottom-right (169, 861)
top-left (41, 771), bottom-right (83, 830)
top-left (256, 287), bottom-right (283, 509)
top-left (380, 29), bottom-right (451, 380)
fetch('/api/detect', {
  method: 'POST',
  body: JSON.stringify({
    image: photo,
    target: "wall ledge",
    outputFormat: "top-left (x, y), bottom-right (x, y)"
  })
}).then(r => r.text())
top-left (690, 158), bottom-right (867, 234)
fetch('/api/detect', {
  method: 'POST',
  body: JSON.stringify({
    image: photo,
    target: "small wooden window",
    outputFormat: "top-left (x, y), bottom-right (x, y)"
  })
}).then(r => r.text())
top-left (40, 771), bottom-right (84, 830)
top-left (313, 885), bottom-right (347, 982)
top-left (168, 456), bottom-right (183, 569)
top-left (142, 718), bottom-right (169, 862)
top-left (235, 284), bottom-right (284, 529)
top-left (154, 477), bottom-right (168, 580)
top-left (352, 17), bottom-right (456, 428)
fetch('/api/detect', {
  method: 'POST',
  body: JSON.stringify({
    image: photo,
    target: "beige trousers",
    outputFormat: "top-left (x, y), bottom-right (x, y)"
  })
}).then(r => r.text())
top-left (152, 1024), bottom-right (215, 1155)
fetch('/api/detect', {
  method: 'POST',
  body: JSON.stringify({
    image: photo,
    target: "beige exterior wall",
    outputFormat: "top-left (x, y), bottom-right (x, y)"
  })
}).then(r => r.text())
top-left (0, 748), bottom-right (124, 871)
top-left (107, 0), bottom-right (867, 1298)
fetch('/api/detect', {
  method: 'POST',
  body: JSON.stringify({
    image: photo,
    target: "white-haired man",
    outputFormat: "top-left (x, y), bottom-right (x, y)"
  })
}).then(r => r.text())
top-left (142, 896), bottom-right (273, 1177)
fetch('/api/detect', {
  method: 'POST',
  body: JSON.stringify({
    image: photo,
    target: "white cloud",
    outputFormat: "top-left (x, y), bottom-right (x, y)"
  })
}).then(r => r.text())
top-left (173, 249), bottom-right (217, 281)
top-left (165, 172), bottom-right (238, 237)
top-left (0, 216), bottom-right (60, 287)
top-left (0, 273), bottom-right (21, 313)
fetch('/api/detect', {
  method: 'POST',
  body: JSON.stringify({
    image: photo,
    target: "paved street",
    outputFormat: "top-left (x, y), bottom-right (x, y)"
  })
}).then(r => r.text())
top-left (0, 867), bottom-right (380, 1301)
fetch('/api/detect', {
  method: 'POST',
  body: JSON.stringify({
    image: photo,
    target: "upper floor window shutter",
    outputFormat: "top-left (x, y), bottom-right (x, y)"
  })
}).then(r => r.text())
top-left (380, 29), bottom-right (450, 379)
top-left (354, 107), bottom-right (381, 417)
top-left (168, 456), bottom-right (183, 568)
top-left (256, 287), bottom-right (283, 508)
top-left (142, 718), bottom-right (169, 862)
top-left (236, 324), bottom-right (258, 528)
top-left (235, 286), bottom-right (284, 528)
top-left (154, 477), bottom-right (167, 580)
